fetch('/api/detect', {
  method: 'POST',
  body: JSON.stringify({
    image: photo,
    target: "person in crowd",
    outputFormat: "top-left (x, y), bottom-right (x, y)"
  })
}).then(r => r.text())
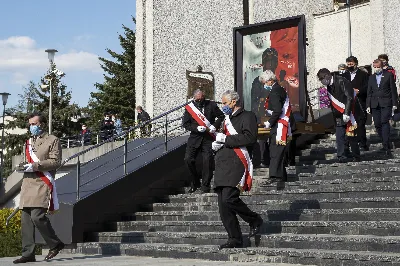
top-left (183, 89), bottom-right (224, 193)
top-left (112, 113), bottom-right (123, 136)
top-left (338, 63), bottom-right (347, 74)
top-left (212, 90), bottom-right (263, 250)
top-left (379, 54), bottom-right (397, 81)
top-left (136, 106), bottom-right (152, 137)
top-left (317, 68), bottom-right (360, 162)
top-left (79, 124), bottom-right (92, 146)
top-left (341, 56), bottom-right (369, 151)
top-left (100, 113), bottom-right (115, 141)
top-left (262, 70), bottom-right (296, 182)
top-left (367, 59), bottom-right (398, 155)
top-left (13, 113), bottom-right (64, 264)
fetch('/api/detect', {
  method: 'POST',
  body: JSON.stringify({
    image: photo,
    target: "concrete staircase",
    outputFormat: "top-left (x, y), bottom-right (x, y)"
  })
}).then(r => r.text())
top-left (69, 126), bottom-right (400, 265)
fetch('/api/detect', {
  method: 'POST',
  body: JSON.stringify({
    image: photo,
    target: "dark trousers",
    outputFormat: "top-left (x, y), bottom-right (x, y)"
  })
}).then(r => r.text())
top-left (357, 116), bottom-right (368, 148)
top-left (253, 139), bottom-right (270, 166)
top-left (336, 125), bottom-right (360, 159)
top-left (21, 208), bottom-right (62, 258)
top-left (372, 106), bottom-right (392, 150)
top-left (184, 141), bottom-right (213, 190)
top-left (269, 133), bottom-right (287, 179)
top-left (216, 186), bottom-right (260, 243)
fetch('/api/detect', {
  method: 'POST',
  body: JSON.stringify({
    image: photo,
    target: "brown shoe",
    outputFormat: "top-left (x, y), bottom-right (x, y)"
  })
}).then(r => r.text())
top-left (44, 242), bottom-right (65, 261)
top-left (13, 256), bottom-right (36, 264)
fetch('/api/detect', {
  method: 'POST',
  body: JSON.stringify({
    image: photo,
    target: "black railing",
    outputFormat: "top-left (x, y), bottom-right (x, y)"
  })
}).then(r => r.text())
top-left (59, 101), bottom-right (191, 201)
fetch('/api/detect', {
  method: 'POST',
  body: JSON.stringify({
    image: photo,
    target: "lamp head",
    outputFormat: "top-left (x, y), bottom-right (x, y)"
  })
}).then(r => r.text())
top-left (45, 49), bottom-right (58, 63)
top-left (0, 93), bottom-right (11, 106)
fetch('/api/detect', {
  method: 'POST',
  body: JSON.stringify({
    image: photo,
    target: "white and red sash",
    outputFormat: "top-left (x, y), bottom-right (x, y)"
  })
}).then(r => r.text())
top-left (328, 92), bottom-right (357, 136)
top-left (185, 102), bottom-right (216, 139)
top-left (276, 95), bottom-right (292, 146)
top-left (224, 116), bottom-right (253, 192)
top-left (26, 139), bottom-right (59, 211)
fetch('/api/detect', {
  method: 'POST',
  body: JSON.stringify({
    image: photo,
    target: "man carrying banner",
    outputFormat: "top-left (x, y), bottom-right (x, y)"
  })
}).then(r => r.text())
top-left (13, 113), bottom-right (64, 264)
top-left (262, 70), bottom-right (296, 183)
top-left (212, 90), bottom-right (263, 250)
top-left (317, 68), bottom-right (361, 162)
top-left (183, 89), bottom-right (224, 193)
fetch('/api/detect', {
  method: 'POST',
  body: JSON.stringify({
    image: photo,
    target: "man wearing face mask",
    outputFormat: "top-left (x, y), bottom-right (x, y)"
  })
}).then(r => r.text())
top-left (378, 54), bottom-right (397, 82)
top-left (342, 56), bottom-right (369, 151)
top-left (317, 68), bottom-right (360, 162)
top-left (262, 70), bottom-right (296, 182)
top-left (212, 90), bottom-right (263, 250)
top-left (79, 124), bottom-right (92, 146)
top-left (183, 89), bottom-right (224, 193)
top-left (367, 59), bottom-right (398, 155)
top-left (13, 113), bottom-right (64, 264)
top-left (338, 64), bottom-right (347, 75)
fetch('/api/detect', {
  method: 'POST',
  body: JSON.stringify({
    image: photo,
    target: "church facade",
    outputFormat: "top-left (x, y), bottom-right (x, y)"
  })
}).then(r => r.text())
top-left (135, 0), bottom-right (400, 118)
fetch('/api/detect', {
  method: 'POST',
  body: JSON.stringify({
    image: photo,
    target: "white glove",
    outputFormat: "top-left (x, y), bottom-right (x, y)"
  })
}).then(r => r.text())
top-left (212, 141), bottom-right (224, 152)
top-left (393, 106), bottom-right (397, 116)
top-left (209, 125), bottom-right (216, 134)
top-left (216, 133), bottom-right (226, 143)
top-left (197, 126), bottom-right (206, 132)
top-left (343, 114), bottom-right (350, 123)
top-left (23, 163), bottom-right (34, 172)
top-left (264, 121), bottom-right (271, 129)
top-left (366, 107), bottom-right (371, 114)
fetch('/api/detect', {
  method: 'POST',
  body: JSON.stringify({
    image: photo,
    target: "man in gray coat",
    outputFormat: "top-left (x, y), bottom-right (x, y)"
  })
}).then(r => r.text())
top-left (13, 113), bottom-right (64, 264)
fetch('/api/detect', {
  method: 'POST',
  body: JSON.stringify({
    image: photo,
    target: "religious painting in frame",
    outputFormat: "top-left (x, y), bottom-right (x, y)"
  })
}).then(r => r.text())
top-left (233, 15), bottom-right (307, 124)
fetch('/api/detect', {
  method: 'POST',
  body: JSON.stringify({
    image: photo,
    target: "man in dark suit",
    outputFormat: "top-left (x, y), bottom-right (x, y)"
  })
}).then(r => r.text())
top-left (342, 56), bottom-right (369, 150)
top-left (136, 106), bottom-right (152, 137)
top-left (212, 90), bottom-right (263, 250)
top-left (367, 59), bottom-right (398, 154)
top-left (318, 68), bottom-right (360, 162)
top-left (262, 70), bottom-right (296, 182)
top-left (183, 89), bottom-right (224, 193)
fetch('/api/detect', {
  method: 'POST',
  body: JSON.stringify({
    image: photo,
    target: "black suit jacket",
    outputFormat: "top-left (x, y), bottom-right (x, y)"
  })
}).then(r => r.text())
top-left (267, 83), bottom-right (296, 134)
top-left (367, 71), bottom-right (398, 108)
top-left (182, 100), bottom-right (224, 148)
top-left (341, 69), bottom-right (369, 102)
top-left (214, 108), bottom-right (257, 188)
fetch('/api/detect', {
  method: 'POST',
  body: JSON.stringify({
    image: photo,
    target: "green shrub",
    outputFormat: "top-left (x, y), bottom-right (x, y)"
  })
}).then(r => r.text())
top-left (0, 208), bottom-right (41, 258)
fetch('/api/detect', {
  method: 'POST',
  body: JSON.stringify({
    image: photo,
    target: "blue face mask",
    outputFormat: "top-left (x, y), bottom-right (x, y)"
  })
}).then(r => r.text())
top-left (30, 125), bottom-right (42, 136)
top-left (264, 85), bottom-right (272, 91)
top-left (222, 105), bottom-right (233, 115)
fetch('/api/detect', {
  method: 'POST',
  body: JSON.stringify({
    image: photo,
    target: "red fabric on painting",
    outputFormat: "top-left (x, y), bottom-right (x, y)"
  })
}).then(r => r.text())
top-left (270, 27), bottom-right (298, 78)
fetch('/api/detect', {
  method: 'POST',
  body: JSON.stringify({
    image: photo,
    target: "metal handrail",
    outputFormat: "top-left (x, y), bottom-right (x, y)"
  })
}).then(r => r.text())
top-left (60, 101), bottom-right (191, 167)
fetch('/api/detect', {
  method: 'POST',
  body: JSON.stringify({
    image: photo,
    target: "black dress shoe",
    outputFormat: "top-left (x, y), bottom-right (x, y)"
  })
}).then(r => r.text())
top-left (13, 256), bottom-right (36, 264)
top-left (360, 146), bottom-right (369, 151)
top-left (353, 157), bottom-right (361, 162)
top-left (218, 241), bottom-right (243, 250)
top-left (44, 242), bottom-right (65, 261)
top-left (200, 189), bottom-right (210, 194)
top-left (249, 217), bottom-right (263, 237)
top-left (187, 187), bottom-right (198, 193)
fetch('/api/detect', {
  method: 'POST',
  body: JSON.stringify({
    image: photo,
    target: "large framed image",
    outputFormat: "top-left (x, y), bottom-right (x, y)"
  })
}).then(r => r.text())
top-left (233, 15), bottom-right (307, 124)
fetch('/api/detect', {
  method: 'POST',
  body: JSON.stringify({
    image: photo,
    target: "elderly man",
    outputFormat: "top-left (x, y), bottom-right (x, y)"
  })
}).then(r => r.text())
top-left (183, 89), bottom-right (224, 193)
top-left (13, 113), bottom-right (64, 264)
top-left (262, 70), bottom-right (296, 182)
top-left (212, 90), bottom-right (263, 249)
top-left (367, 59), bottom-right (398, 155)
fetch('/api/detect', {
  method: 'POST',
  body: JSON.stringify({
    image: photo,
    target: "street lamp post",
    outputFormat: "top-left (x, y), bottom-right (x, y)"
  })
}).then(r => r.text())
top-left (346, 0), bottom-right (352, 57)
top-left (0, 92), bottom-right (10, 188)
top-left (45, 49), bottom-right (58, 135)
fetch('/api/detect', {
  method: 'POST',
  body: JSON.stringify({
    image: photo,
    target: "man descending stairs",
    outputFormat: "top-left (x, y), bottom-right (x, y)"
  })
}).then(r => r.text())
top-left (67, 125), bottom-right (400, 265)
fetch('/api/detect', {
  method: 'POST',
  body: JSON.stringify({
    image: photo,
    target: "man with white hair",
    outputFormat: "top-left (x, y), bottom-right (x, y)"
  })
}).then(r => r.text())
top-left (263, 70), bottom-right (296, 182)
top-left (212, 90), bottom-right (263, 249)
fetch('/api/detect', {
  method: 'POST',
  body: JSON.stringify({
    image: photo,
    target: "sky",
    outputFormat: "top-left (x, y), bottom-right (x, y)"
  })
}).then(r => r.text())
top-left (0, 0), bottom-right (136, 109)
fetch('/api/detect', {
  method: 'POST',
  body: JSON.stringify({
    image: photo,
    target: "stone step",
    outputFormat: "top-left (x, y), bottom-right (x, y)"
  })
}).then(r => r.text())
top-left (91, 231), bottom-right (400, 253)
top-left (166, 185), bottom-right (400, 202)
top-left (257, 176), bottom-right (400, 192)
top-left (110, 220), bottom-right (400, 236)
top-left (126, 208), bottom-right (400, 223)
top-left (151, 197), bottom-right (400, 212)
top-left (75, 242), bottom-right (400, 265)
